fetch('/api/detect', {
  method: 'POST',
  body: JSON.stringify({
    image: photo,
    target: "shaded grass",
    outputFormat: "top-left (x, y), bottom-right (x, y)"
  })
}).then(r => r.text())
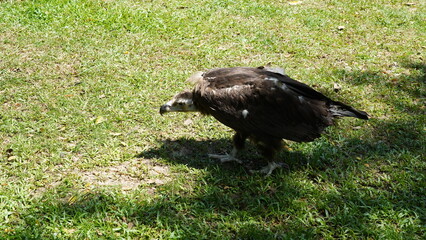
top-left (1, 0), bottom-right (425, 239)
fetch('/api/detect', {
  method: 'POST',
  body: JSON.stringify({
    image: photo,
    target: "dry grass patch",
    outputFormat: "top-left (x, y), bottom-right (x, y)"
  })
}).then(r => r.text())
top-left (78, 159), bottom-right (172, 192)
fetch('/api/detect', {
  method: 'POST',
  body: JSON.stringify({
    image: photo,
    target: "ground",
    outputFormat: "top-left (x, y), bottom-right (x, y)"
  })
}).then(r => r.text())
top-left (0, 0), bottom-right (425, 239)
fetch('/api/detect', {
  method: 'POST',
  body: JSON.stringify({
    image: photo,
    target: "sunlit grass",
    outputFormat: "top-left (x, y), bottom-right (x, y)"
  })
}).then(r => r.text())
top-left (0, 0), bottom-right (425, 239)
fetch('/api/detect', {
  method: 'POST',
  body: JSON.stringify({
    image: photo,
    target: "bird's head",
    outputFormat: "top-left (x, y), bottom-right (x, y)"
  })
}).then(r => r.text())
top-left (159, 91), bottom-right (198, 115)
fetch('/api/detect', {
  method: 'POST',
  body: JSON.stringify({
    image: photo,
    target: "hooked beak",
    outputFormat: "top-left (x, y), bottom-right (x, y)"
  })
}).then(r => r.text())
top-left (159, 104), bottom-right (171, 115)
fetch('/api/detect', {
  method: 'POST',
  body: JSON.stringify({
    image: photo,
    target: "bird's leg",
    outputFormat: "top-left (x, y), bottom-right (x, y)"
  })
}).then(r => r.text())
top-left (249, 138), bottom-right (288, 176)
top-left (208, 147), bottom-right (242, 164)
top-left (250, 162), bottom-right (288, 176)
top-left (208, 132), bottom-right (247, 164)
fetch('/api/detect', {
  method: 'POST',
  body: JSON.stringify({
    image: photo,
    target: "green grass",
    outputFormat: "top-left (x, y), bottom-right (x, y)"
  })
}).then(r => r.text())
top-left (0, 0), bottom-right (425, 239)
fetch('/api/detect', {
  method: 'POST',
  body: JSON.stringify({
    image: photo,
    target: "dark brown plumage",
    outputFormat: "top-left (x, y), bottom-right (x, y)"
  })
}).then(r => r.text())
top-left (160, 66), bottom-right (368, 175)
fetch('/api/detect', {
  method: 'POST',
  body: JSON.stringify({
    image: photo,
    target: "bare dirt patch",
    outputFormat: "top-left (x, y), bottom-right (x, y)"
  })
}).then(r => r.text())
top-left (31, 158), bottom-right (172, 198)
top-left (79, 159), bottom-right (172, 192)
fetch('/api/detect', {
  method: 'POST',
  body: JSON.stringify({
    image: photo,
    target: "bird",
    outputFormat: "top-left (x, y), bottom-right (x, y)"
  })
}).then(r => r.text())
top-left (160, 66), bottom-right (368, 175)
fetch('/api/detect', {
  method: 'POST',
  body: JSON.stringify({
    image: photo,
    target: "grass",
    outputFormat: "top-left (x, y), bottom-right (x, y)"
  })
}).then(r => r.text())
top-left (0, 0), bottom-right (425, 239)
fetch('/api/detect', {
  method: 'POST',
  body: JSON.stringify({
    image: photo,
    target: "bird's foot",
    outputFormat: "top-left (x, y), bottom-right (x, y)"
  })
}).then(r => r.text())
top-left (208, 153), bottom-right (243, 164)
top-left (250, 162), bottom-right (288, 176)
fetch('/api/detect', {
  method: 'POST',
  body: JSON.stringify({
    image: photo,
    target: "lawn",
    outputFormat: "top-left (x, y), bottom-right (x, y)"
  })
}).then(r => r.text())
top-left (0, 0), bottom-right (425, 239)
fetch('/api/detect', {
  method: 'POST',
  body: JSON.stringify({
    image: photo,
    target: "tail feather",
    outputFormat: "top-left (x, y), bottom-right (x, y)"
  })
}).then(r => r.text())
top-left (330, 101), bottom-right (369, 120)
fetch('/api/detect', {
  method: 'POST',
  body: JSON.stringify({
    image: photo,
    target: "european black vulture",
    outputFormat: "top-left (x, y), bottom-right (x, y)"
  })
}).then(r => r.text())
top-left (160, 66), bottom-right (368, 175)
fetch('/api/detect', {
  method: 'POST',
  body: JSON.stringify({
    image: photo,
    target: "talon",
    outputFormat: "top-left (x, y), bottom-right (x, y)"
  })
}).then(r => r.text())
top-left (250, 162), bottom-right (287, 176)
top-left (208, 153), bottom-right (243, 164)
top-left (208, 148), bottom-right (242, 164)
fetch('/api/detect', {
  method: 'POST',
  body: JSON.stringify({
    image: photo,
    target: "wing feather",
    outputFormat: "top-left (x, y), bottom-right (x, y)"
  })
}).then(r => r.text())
top-left (192, 67), bottom-right (335, 142)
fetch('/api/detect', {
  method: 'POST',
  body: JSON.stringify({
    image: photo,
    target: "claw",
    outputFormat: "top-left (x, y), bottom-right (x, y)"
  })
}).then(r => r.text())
top-left (208, 153), bottom-right (243, 164)
top-left (250, 162), bottom-right (287, 176)
top-left (208, 148), bottom-right (242, 164)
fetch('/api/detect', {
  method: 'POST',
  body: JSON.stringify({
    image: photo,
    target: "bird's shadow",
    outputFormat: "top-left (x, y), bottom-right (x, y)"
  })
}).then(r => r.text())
top-left (136, 136), bottom-right (312, 173)
top-left (135, 134), bottom-right (385, 175)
